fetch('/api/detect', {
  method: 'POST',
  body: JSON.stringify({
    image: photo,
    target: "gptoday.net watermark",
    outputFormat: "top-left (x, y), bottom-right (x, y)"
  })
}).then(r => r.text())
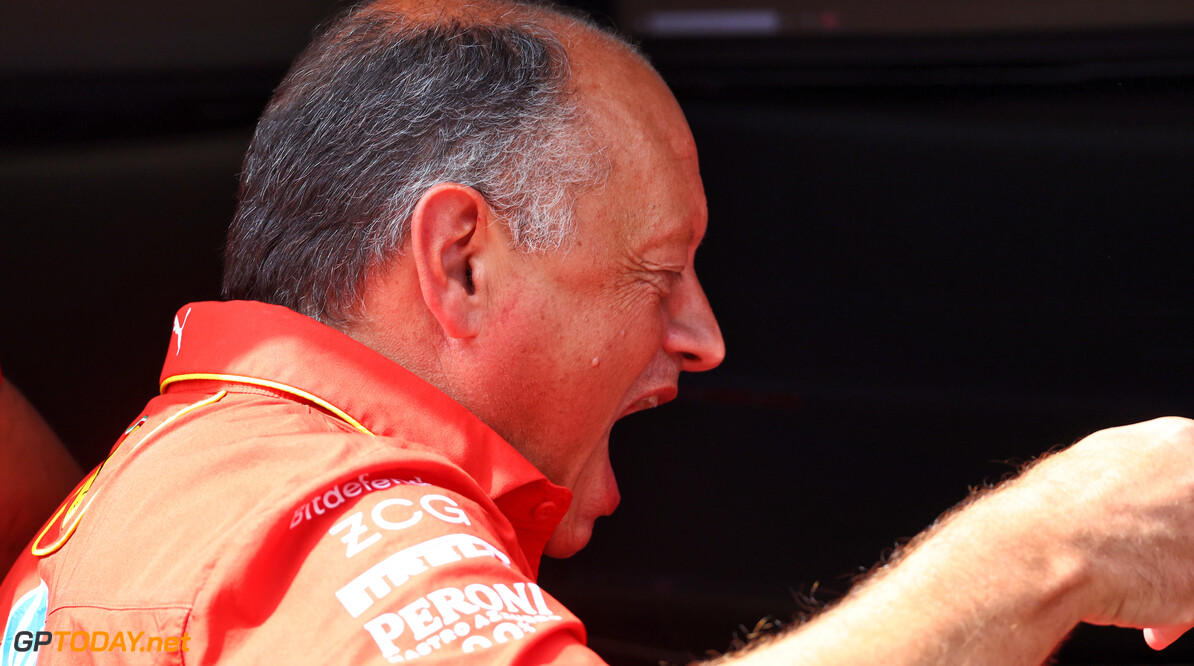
top-left (8, 630), bottom-right (190, 654)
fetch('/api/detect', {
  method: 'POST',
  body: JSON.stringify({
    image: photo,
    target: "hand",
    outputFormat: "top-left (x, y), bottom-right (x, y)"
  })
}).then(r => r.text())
top-left (1014, 417), bottom-right (1194, 634)
top-left (711, 417), bottom-right (1194, 666)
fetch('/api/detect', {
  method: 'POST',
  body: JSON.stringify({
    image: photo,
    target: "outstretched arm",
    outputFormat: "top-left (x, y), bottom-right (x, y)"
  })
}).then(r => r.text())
top-left (716, 417), bottom-right (1194, 665)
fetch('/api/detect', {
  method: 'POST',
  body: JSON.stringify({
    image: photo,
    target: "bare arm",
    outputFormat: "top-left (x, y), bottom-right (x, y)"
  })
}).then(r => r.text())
top-left (0, 378), bottom-right (83, 571)
top-left (714, 417), bottom-right (1194, 665)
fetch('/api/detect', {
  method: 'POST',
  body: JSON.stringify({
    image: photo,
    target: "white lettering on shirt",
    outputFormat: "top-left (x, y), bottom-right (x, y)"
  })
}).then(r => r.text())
top-left (330, 512), bottom-right (383, 559)
top-left (326, 492), bottom-right (472, 559)
top-left (290, 475), bottom-right (430, 530)
top-left (336, 534), bottom-right (511, 618)
top-left (359, 582), bottom-right (560, 663)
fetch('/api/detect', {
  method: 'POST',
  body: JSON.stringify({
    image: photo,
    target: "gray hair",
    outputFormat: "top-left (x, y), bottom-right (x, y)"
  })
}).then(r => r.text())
top-left (223, 2), bottom-right (613, 326)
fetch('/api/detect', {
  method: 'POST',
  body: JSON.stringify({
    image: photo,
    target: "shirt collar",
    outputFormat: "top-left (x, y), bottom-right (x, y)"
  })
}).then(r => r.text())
top-left (159, 300), bottom-right (572, 568)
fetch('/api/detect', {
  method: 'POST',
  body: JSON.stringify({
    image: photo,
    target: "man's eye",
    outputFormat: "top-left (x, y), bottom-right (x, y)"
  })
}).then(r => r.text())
top-left (655, 270), bottom-right (683, 294)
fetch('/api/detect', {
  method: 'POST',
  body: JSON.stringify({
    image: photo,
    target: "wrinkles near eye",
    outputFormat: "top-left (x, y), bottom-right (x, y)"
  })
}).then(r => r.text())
top-left (650, 269), bottom-right (683, 297)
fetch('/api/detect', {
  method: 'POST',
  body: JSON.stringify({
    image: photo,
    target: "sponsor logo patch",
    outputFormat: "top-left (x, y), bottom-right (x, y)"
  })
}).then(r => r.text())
top-left (328, 493), bottom-right (471, 559)
top-left (358, 582), bottom-right (561, 663)
top-left (336, 534), bottom-right (511, 618)
top-left (290, 475), bottom-right (430, 530)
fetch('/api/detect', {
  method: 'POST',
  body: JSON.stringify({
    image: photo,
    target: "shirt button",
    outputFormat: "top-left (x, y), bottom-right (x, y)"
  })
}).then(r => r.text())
top-left (533, 501), bottom-right (560, 522)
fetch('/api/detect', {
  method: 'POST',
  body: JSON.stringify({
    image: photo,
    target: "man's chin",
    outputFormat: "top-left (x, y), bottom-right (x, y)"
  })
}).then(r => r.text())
top-left (543, 522), bottom-right (594, 559)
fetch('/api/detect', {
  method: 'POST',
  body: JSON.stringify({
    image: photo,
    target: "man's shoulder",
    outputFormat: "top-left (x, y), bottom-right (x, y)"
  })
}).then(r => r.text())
top-left (38, 387), bottom-right (502, 608)
top-left (25, 438), bottom-right (559, 664)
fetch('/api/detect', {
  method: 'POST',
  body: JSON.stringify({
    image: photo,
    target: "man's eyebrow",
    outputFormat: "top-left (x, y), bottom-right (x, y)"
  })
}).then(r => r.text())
top-left (661, 226), bottom-right (697, 256)
top-left (691, 216), bottom-right (709, 252)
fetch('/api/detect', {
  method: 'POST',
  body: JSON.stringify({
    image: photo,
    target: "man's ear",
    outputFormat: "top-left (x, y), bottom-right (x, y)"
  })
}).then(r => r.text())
top-left (409, 183), bottom-right (502, 339)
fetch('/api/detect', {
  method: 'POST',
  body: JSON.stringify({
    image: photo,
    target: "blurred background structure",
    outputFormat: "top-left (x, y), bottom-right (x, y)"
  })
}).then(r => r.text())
top-left (2, 1), bottom-right (1193, 663)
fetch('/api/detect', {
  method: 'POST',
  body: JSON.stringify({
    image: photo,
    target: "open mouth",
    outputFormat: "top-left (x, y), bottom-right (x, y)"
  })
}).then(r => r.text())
top-left (626, 395), bottom-right (660, 414)
top-left (618, 387), bottom-right (678, 420)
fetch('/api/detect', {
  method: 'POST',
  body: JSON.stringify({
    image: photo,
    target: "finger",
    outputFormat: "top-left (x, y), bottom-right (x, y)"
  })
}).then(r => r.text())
top-left (1143, 624), bottom-right (1193, 650)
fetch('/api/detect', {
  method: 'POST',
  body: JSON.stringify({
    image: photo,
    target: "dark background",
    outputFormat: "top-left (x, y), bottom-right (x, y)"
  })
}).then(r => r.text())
top-left (2, 1), bottom-right (1193, 664)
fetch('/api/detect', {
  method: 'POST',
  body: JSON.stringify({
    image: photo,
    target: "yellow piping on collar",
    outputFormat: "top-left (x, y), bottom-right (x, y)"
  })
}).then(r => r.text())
top-left (160, 373), bottom-right (375, 436)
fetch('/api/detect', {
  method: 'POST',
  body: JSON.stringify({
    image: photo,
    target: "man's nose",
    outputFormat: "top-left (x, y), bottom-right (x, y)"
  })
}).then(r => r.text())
top-left (664, 269), bottom-right (725, 373)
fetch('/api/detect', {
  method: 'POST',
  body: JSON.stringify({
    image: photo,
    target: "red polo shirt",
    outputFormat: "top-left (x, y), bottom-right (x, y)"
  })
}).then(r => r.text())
top-left (0, 301), bottom-right (605, 664)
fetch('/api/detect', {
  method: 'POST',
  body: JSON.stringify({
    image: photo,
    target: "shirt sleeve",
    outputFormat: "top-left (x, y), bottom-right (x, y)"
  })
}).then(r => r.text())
top-left (189, 468), bottom-right (609, 666)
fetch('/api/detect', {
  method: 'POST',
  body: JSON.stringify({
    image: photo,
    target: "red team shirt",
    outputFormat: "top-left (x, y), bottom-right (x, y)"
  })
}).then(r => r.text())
top-left (0, 301), bottom-right (608, 664)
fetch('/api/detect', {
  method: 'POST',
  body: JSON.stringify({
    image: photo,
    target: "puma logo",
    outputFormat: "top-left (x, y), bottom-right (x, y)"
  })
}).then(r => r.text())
top-left (173, 307), bottom-right (192, 356)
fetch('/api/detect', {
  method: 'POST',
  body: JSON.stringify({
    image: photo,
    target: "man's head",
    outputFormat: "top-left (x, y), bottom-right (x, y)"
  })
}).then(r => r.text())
top-left (224, 0), bottom-right (606, 325)
top-left (224, 0), bottom-right (724, 557)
